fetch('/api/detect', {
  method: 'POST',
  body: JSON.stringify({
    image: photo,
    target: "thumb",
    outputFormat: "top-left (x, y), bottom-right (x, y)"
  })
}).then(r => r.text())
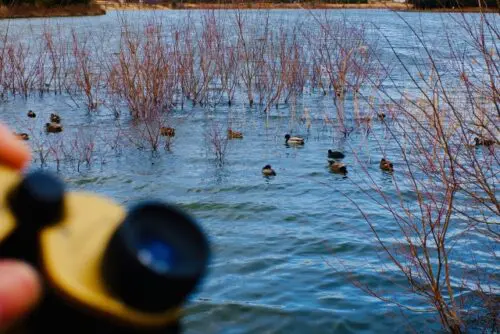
top-left (0, 123), bottom-right (31, 171)
top-left (0, 260), bottom-right (42, 329)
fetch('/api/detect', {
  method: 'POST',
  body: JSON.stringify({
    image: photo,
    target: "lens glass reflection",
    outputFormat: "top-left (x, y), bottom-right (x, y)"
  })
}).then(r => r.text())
top-left (137, 239), bottom-right (177, 274)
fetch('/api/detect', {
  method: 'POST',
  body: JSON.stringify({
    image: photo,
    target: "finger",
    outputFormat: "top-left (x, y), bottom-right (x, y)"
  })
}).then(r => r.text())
top-left (0, 123), bottom-right (31, 170)
top-left (0, 260), bottom-right (42, 329)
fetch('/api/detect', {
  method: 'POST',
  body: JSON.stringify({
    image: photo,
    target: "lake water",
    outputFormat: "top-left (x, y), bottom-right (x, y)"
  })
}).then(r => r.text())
top-left (0, 8), bottom-right (498, 334)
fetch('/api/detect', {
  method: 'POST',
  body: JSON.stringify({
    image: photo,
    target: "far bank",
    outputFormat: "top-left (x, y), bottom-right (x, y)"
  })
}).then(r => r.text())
top-left (0, 3), bottom-right (105, 19)
top-left (99, 1), bottom-right (498, 13)
top-left (98, 1), bottom-right (411, 11)
top-left (0, 1), bottom-right (497, 19)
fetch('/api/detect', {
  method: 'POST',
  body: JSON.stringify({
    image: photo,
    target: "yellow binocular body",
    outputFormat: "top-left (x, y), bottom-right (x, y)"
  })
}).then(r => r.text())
top-left (0, 166), bottom-right (210, 333)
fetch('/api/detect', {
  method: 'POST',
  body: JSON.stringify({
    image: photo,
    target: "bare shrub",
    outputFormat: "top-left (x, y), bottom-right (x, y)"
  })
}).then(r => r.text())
top-left (306, 13), bottom-right (383, 137)
top-left (68, 128), bottom-right (96, 171)
top-left (4, 31), bottom-right (46, 98)
top-left (69, 29), bottom-right (106, 111)
top-left (206, 119), bottom-right (229, 166)
top-left (108, 18), bottom-right (175, 120)
top-left (235, 10), bottom-right (270, 107)
top-left (28, 131), bottom-right (52, 168)
top-left (346, 10), bottom-right (499, 333)
top-left (42, 24), bottom-right (72, 95)
top-left (214, 24), bottom-right (240, 106)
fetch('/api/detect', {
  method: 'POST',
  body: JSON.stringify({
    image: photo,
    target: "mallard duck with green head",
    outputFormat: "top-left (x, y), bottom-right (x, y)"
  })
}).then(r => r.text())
top-left (50, 113), bottom-right (61, 124)
top-left (285, 134), bottom-right (304, 145)
top-left (262, 164), bottom-right (276, 176)
top-left (328, 150), bottom-right (345, 160)
top-left (46, 122), bottom-right (63, 133)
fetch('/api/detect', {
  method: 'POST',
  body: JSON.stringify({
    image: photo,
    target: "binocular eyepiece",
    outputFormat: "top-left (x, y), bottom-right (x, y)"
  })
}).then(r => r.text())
top-left (0, 167), bottom-right (210, 333)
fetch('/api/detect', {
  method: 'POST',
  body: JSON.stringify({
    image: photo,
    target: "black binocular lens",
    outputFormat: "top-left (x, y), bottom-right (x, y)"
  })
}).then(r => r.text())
top-left (102, 201), bottom-right (210, 313)
top-left (137, 238), bottom-right (178, 275)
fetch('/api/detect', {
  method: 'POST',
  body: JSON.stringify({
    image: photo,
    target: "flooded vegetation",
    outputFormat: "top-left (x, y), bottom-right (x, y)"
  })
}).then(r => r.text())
top-left (0, 9), bottom-right (498, 333)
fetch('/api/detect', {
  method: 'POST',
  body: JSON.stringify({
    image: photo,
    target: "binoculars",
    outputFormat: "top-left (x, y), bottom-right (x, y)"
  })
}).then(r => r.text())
top-left (0, 165), bottom-right (210, 333)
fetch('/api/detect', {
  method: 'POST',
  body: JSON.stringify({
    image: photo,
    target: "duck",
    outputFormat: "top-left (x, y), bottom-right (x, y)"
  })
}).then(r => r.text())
top-left (474, 136), bottom-right (495, 147)
top-left (227, 129), bottom-right (243, 139)
top-left (262, 164), bottom-right (276, 176)
top-left (356, 115), bottom-right (372, 123)
top-left (329, 161), bottom-right (347, 174)
top-left (380, 158), bottom-right (394, 172)
top-left (328, 150), bottom-right (345, 160)
top-left (50, 113), bottom-right (61, 123)
top-left (46, 122), bottom-right (63, 133)
top-left (285, 134), bottom-right (304, 145)
top-left (27, 110), bottom-right (36, 118)
top-left (14, 132), bottom-right (29, 140)
top-left (160, 127), bottom-right (175, 137)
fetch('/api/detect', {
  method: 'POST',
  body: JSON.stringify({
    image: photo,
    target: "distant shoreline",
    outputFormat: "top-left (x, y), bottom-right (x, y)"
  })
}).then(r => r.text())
top-left (100, 1), bottom-right (498, 13)
top-left (99, 1), bottom-right (410, 11)
top-left (0, 3), bottom-right (106, 19)
top-left (0, 1), bottom-right (497, 19)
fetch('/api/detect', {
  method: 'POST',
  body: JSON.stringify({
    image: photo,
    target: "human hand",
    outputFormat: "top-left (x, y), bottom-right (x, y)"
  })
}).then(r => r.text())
top-left (0, 123), bottom-right (42, 330)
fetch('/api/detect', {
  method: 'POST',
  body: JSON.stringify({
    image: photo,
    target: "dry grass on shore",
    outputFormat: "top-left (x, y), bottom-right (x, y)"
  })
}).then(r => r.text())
top-left (173, 1), bottom-right (410, 10)
top-left (97, 1), bottom-right (499, 13)
top-left (0, 3), bottom-right (105, 19)
top-left (97, 1), bottom-right (412, 11)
